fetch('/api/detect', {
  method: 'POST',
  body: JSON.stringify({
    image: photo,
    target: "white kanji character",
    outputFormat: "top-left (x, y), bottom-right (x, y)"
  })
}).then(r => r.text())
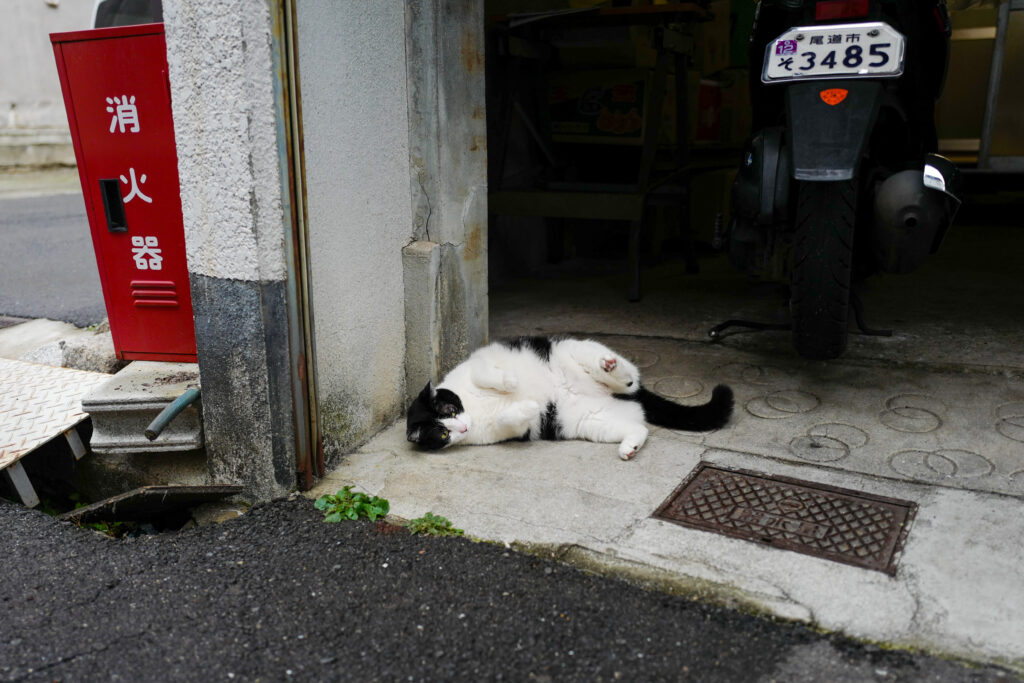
top-left (106, 95), bottom-right (140, 133)
top-left (120, 168), bottom-right (152, 203)
top-left (131, 236), bottom-right (163, 270)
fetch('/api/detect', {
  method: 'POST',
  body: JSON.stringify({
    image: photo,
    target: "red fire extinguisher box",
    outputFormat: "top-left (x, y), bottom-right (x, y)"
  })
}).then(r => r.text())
top-left (51, 23), bottom-right (197, 362)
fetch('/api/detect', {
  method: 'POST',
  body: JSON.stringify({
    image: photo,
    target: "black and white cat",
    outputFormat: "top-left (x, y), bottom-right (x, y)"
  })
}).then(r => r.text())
top-left (406, 336), bottom-right (733, 459)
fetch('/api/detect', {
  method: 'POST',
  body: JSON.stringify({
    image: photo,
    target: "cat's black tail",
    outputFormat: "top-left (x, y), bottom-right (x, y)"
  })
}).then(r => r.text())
top-left (627, 384), bottom-right (734, 432)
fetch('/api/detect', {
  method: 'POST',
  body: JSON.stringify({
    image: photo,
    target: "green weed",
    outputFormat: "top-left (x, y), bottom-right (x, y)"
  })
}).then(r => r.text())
top-left (314, 486), bottom-right (390, 523)
top-left (406, 512), bottom-right (463, 537)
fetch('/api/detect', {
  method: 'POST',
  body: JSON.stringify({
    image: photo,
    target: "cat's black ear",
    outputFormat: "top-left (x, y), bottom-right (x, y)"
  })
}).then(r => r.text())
top-left (407, 427), bottom-right (421, 443)
top-left (417, 381), bottom-right (433, 401)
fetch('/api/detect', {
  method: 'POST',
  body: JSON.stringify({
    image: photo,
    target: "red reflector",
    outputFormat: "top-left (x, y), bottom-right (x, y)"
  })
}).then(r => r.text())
top-left (815, 0), bottom-right (870, 20)
top-left (823, 88), bottom-right (847, 105)
top-left (820, 88), bottom-right (849, 105)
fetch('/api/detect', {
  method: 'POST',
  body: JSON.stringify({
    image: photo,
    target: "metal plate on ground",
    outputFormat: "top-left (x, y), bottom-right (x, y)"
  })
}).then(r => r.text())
top-left (61, 485), bottom-right (242, 524)
top-left (0, 358), bottom-right (111, 471)
top-left (653, 464), bottom-right (916, 575)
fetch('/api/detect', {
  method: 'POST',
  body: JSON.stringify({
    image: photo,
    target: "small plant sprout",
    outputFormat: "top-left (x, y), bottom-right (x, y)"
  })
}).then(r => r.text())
top-left (314, 486), bottom-right (390, 523)
top-left (406, 512), bottom-right (463, 537)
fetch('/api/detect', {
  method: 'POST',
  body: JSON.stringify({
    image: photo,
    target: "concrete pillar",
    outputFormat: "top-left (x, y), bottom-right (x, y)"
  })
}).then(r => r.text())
top-left (298, 0), bottom-right (488, 460)
top-left (403, 0), bottom-right (489, 397)
top-left (163, 0), bottom-right (300, 502)
top-left (162, 0), bottom-right (489, 490)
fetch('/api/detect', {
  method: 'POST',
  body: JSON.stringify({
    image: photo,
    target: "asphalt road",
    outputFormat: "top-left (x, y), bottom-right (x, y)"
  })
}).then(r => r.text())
top-left (0, 193), bottom-right (106, 327)
top-left (0, 496), bottom-right (1015, 682)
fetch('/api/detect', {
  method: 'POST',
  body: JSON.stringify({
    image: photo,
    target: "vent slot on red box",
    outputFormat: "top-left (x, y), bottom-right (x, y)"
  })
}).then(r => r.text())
top-left (131, 280), bottom-right (179, 308)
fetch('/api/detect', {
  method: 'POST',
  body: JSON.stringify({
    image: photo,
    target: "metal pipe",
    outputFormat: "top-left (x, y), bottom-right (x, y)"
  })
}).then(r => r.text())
top-left (145, 388), bottom-right (201, 441)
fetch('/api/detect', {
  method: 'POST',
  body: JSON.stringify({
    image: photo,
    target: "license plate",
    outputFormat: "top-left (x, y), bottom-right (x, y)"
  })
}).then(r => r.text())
top-left (762, 22), bottom-right (905, 83)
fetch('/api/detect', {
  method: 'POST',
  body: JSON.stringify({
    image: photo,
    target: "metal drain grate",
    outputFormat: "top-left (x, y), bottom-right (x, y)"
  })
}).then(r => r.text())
top-left (653, 464), bottom-right (916, 574)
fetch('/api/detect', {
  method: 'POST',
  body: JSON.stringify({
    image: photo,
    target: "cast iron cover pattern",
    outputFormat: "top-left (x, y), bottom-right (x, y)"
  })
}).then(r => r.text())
top-left (653, 464), bottom-right (916, 575)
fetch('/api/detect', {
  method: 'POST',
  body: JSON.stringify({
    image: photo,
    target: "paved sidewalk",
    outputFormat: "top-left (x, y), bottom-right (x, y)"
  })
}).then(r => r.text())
top-left (313, 203), bottom-right (1024, 673)
top-left (312, 334), bottom-right (1024, 673)
top-left (0, 166), bottom-right (80, 198)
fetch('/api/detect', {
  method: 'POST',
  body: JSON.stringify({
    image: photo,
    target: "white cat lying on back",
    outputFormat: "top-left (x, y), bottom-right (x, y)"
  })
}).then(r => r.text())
top-left (406, 336), bottom-right (733, 460)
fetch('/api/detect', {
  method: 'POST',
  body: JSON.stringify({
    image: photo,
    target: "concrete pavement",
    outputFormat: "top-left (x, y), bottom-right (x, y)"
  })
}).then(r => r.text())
top-left (313, 338), bottom-right (1024, 673)
top-left (312, 198), bottom-right (1024, 673)
top-left (0, 166), bottom-right (80, 198)
top-left (0, 318), bottom-right (121, 374)
top-left (4, 166), bottom-right (1021, 672)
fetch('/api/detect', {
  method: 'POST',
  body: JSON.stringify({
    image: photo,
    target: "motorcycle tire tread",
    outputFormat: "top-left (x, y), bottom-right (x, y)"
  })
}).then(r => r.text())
top-left (790, 179), bottom-right (856, 360)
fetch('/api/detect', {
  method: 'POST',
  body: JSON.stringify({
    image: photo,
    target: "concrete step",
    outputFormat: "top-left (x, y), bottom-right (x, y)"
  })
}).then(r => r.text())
top-left (83, 361), bottom-right (203, 455)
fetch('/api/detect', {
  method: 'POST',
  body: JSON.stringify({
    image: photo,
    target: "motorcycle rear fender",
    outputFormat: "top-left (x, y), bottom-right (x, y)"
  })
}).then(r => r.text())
top-left (871, 154), bottom-right (962, 274)
top-left (786, 80), bottom-right (883, 181)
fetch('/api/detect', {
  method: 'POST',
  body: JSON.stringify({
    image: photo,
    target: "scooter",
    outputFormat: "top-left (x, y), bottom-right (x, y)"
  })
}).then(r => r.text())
top-left (718, 0), bottom-right (962, 359)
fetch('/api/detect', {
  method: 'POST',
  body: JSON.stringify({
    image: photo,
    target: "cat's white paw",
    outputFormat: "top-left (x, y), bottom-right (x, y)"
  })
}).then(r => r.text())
top-left (617, 429), bottom-right (647, 460)
top-left (594, 353), bottom-right (639, 393)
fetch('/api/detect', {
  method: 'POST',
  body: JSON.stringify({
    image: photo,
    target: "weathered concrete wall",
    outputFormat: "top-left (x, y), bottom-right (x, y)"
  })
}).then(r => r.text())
top-left (160, 0), bottom-right (488, 495)
top-left (403, 0), bottom-right (489, 402)
top-left (0, 0), bottom-right (92, 166)
top-left (163, 0), bottom-right (298, 502)
top-left (298, 0), bottom-right (489, 459)
top-left (295, 1), bottom-right (416, 459)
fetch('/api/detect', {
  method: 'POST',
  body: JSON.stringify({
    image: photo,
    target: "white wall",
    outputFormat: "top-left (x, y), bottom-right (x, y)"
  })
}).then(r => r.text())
top-left (296, 1), bottom-right (415, 456)
top-left (1, 0), bottom-right (93, 165)
top-left (163, 0), bottom-right (286, 284)
top-left (1, 0), bottom-right (92, 129)
top-left (163, 0), bottom-right (299, 502)
top-left (163, 0), bottom-right (488, 488)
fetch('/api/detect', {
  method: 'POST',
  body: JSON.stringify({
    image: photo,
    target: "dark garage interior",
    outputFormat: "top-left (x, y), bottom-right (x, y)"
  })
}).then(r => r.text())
top-left (481, 0), bottom-right (1023, 367)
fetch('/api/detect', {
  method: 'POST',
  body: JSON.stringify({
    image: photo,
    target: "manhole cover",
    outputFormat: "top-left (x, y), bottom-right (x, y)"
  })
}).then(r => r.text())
top-left (653, 464), bottom-right (916, 575)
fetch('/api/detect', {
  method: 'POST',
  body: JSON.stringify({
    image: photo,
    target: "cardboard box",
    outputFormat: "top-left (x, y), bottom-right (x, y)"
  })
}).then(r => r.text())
top-left (547, 69), bottom-right (650, 145)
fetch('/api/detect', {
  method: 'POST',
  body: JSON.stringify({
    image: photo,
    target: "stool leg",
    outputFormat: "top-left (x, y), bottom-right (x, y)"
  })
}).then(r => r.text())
top-left (4, 461), bottom-right (39, 508)
top-left (64, 427), bottom-right (87, 460)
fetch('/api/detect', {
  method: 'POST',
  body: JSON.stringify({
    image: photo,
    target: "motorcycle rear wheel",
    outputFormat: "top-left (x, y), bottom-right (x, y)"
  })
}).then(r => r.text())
top-left (790, 179), bottom-right (857, 360)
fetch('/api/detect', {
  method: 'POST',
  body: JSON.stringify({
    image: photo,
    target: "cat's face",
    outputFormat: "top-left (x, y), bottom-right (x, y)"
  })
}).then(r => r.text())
top-left (406, 382), bottom-right (471, 450)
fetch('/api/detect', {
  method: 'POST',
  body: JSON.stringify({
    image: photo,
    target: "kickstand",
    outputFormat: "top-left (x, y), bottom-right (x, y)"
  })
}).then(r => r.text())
top-left (709, 293), bottom-right (893, 341)
top-left (850, 290), bottom-right (892, 337)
